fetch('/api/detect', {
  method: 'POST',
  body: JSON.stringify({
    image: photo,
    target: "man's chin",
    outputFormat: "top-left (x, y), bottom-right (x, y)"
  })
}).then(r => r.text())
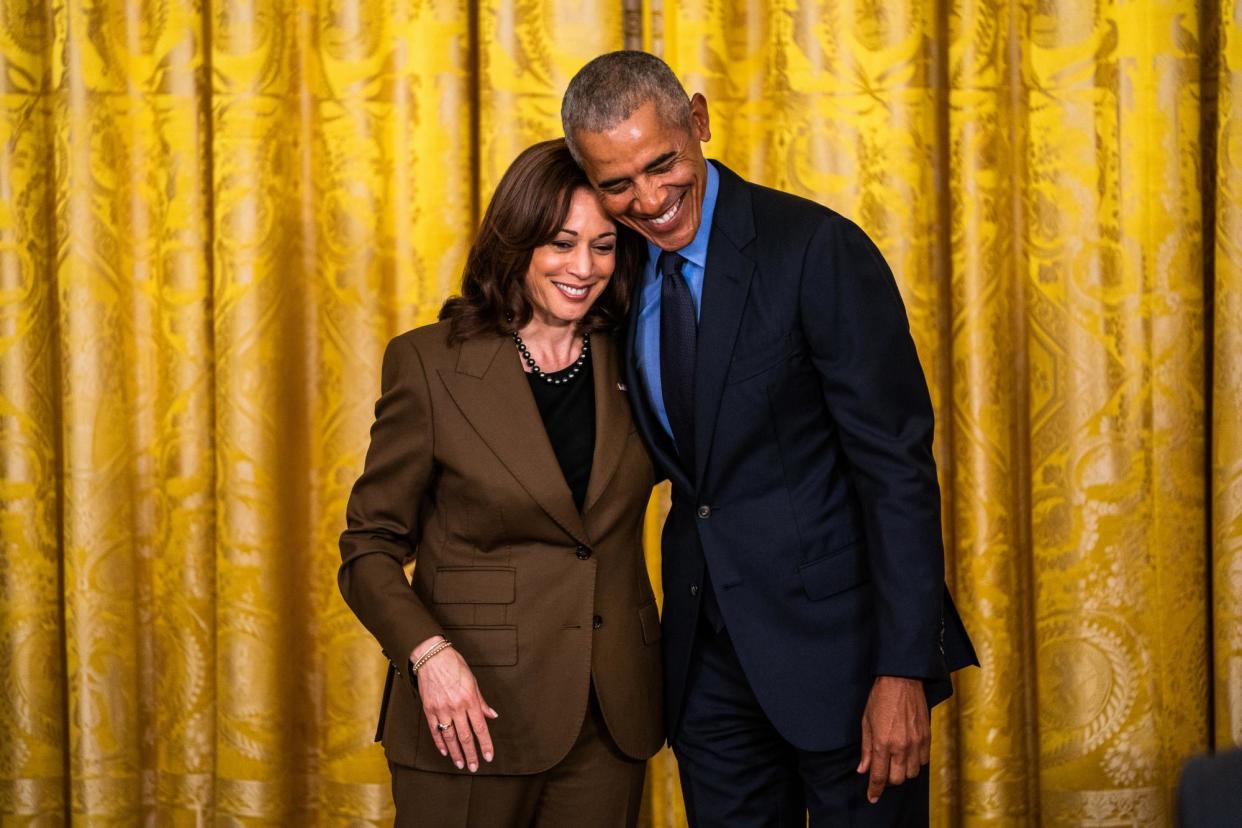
top-left (619, 214), bottom-right (695, 251)
top-left (640, 225), bottom-right (696, 252)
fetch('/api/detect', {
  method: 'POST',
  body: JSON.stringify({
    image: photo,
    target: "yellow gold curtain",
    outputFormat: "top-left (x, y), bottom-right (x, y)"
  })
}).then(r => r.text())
top-left (1, 0), bottom-right (1238, 825)
top-left (1214, 0), bottom-right (1242, 755)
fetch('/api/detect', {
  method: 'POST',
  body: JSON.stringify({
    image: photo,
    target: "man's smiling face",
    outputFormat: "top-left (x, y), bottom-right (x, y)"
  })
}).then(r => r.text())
top-left (571, 94), bottom-right (711, 252)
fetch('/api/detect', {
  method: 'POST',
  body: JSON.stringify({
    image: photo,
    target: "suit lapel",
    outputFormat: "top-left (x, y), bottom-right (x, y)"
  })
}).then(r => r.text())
top-left (694, 162), bottom-right (757, 487)
top-left (625, 294), bottom-right (693, 495)
top-left (438, 334), bottom-right (589, 545)
top-left (583, 333), bottom-right (628, 514)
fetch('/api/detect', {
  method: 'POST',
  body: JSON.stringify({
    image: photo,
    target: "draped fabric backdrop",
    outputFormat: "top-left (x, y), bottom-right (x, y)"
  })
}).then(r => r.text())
top-left (0, 0), bottom-right (1239, 824)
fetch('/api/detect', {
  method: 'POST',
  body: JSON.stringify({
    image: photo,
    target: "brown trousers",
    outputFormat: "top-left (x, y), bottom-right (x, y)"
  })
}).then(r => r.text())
top-left (389, 691), bottom-right (647, 828)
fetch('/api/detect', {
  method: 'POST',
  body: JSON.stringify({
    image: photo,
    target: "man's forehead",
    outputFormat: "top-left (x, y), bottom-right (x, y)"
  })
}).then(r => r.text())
top-left (575, 108), bottom-right (686, 172)
top-left (579, 135), bottom-right (675, 173)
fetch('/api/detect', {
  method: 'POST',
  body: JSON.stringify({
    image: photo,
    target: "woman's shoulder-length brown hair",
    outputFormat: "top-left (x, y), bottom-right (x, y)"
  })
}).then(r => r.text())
top-left (439, 138), bottom-right (645, 343)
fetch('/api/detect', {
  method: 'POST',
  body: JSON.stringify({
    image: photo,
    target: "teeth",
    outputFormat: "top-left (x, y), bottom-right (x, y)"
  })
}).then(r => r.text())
top-left (554, 282), bottom-right (589, 298)
top-left (651, 197), bottom-right (680, 227)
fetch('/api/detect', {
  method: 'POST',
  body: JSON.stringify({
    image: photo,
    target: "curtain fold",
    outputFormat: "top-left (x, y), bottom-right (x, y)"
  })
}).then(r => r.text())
top-left (1213, 0), bottom-right (1242, 751)
top-left (0, 1), bottom-right (1236, 824)
top-left (1022, 2), bottom-right (1207, 823)
top-left (49, 0), bottom-right (216, 820)
top-left (211, 0), bottom-right (319, 818)
top-left (0, 1), bottom-right (64, 819)
top-left (945, 1), bottom-right (1040, 823)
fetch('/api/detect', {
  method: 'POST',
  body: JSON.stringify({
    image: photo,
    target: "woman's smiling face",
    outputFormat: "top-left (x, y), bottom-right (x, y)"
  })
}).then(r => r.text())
top-left (524, 187), bottom-right (618, 327)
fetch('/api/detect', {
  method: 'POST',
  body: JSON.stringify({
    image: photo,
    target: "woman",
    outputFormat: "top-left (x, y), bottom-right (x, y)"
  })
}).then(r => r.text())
top-left (338, 139), bottom-right (663, 826)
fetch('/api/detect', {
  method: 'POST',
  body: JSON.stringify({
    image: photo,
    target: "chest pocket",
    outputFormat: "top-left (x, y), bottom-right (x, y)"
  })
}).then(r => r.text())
top-left (726, 332), bottom-right (801, 385)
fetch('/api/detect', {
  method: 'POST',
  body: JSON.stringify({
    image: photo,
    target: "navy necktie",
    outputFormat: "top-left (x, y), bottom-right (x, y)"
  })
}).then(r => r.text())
top-left (659, 251), bottom-right (696, 476)
top-left (658, 251), bottom-right (723, 632)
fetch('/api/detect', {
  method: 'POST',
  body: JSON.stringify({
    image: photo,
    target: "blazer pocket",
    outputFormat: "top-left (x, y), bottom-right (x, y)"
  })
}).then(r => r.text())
top-left (433, 567), bottom-right (516, 604)
top-left (442, 625), bottom-right (518, 666)
top-left (798, 541), bottom-right (868, 601)
top-left (638, 601), bottom-right (661, 644)
top-left (726, 335), bottom-right (801, 385)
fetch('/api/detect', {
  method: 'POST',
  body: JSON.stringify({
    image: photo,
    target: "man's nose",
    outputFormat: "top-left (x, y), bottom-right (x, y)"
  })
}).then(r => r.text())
top-left (632, 178), bottom-right (662, 214)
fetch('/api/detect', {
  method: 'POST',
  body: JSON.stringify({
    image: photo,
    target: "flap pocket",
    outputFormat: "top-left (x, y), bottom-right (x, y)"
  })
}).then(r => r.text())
top-left (434, 567), bottom-right (516, 604)
top-left (442, 625), bottom-right (518, 666)
top-left (798, 541), bottom-right (868, 601)
top-left (638, 601), bottom-right (661, 644)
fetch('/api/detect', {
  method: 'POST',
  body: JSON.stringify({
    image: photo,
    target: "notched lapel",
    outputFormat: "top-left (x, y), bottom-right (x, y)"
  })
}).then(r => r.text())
top-left (694, 162), bottom-right (757, 486)
top-left (625, 292), bottom-right (693, 495)
top-left (583, 333), bottom-right (629, 514)
top-left (438, 335), bottom-right (588, 545)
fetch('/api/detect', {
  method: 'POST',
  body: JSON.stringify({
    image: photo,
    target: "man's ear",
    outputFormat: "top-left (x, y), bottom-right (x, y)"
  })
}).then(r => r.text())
top-left (690, 93), bottom-right (711, 142)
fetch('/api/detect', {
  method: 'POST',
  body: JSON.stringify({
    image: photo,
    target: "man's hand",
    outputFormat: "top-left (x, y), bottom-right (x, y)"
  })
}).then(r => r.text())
top-left (856, 676), bottom-right (929, 804)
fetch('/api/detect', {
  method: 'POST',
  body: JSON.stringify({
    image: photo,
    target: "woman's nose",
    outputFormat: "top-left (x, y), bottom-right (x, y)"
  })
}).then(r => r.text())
top-left (567, 244), bottom-right (592, 277)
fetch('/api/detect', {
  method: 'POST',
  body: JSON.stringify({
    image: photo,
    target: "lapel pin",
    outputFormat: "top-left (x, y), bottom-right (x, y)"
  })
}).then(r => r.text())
top-left (617, 382), bottom-right (628, 391)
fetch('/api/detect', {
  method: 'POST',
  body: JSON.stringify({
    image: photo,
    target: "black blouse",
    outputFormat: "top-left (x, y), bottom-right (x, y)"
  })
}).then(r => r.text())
top-left (526, 350), bottom-right (596, 512)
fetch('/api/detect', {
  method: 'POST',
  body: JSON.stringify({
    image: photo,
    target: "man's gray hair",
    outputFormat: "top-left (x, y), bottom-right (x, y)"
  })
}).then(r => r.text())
top-left (561, 51), bottom-right (691, 164)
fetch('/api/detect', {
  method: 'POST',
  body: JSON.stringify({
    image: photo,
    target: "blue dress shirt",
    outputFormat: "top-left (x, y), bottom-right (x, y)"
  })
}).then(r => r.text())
top-left (634, 161), bottom-right (720, 443)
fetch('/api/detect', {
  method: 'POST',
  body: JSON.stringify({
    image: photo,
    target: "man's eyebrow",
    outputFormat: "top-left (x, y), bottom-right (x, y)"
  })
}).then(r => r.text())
top-left (596, 174), bottom-right (630, 190)
top-left (642, 151), bottom-right (677, 173)
top-left (596, 151), bottom-right (677, 190)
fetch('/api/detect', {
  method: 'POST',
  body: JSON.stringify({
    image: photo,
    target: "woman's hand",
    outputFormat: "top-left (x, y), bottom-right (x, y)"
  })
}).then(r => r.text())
top-left (410, 637), bottom-right (499, 772)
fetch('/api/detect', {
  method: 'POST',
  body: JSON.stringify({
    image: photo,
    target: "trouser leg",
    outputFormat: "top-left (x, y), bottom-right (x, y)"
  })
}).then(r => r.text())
top-left (799, 744), bottom-right (929, 828)
top-left (389, 761), bottom-right (540, 828)
top-left (533, 687), bottom-right (647, 828)
top-left (671, 623), bottom-right (804, 828)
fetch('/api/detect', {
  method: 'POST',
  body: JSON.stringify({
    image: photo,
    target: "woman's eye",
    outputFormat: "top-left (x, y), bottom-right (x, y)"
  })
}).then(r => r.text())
top-left (551, 241), bottom-right (574, 250)
top-left (593, 245), bottom-right (615, 254)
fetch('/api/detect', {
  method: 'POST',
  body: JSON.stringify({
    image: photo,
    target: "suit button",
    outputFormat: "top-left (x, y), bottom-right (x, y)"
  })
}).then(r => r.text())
top-left (697, 505), bottom-right (711, 519)
top-left (689, 584), bottom-right (699, 597)
top-left (576, 545), bottom-right (592, 560)
top-left (592, 615), bottom-right (603, 630)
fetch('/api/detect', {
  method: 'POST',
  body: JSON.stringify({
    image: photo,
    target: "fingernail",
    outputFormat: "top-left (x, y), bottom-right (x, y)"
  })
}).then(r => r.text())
top-left (469, 763), bottom-right (478, 772)
top-left (869, 797), bottom-right (879, 805)
top-left (440, 749), bottom-right (447, 757)
top-left (489, 708), bottom-right (499, 718)
top-left (455, 760), bottom-right (464, 770)
top-left (484, 752), bottom-right (493, 762)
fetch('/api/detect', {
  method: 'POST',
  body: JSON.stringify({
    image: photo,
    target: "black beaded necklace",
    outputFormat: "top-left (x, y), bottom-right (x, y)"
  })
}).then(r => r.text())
top-left (512, 330), bottom-right (591, 385)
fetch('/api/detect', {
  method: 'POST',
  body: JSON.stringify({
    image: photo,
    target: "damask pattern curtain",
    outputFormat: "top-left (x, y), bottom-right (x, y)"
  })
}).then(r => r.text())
top-left (0, 0), bottom-right (1238, 825)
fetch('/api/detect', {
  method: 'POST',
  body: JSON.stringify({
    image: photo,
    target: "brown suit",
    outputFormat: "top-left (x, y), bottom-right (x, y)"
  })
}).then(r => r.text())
top-left (339, 321), bottom-right (663, 777)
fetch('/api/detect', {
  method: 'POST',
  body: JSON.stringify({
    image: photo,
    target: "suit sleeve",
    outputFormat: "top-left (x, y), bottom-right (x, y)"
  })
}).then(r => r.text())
top-left (338, 333), bottom-right (444, 684)
top-left (800, 215), bottom-right (945, 680)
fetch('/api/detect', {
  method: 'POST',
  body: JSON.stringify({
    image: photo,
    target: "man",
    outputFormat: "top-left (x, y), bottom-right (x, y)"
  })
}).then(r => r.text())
top-left (561, 52), bottom-right (977, 826)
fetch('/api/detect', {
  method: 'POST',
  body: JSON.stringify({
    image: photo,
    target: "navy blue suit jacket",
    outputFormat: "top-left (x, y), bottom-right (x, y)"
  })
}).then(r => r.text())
top-left (625, 161), bottom-right (978, 751)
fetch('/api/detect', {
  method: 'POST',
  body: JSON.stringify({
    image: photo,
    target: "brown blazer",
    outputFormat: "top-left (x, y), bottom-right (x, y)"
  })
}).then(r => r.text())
top-left (338, 321), bottom-right (663, 775)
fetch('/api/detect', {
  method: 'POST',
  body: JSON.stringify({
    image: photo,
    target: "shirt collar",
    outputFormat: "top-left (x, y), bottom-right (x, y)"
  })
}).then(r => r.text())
top-left (646, 159), bottom-right (720, 271)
